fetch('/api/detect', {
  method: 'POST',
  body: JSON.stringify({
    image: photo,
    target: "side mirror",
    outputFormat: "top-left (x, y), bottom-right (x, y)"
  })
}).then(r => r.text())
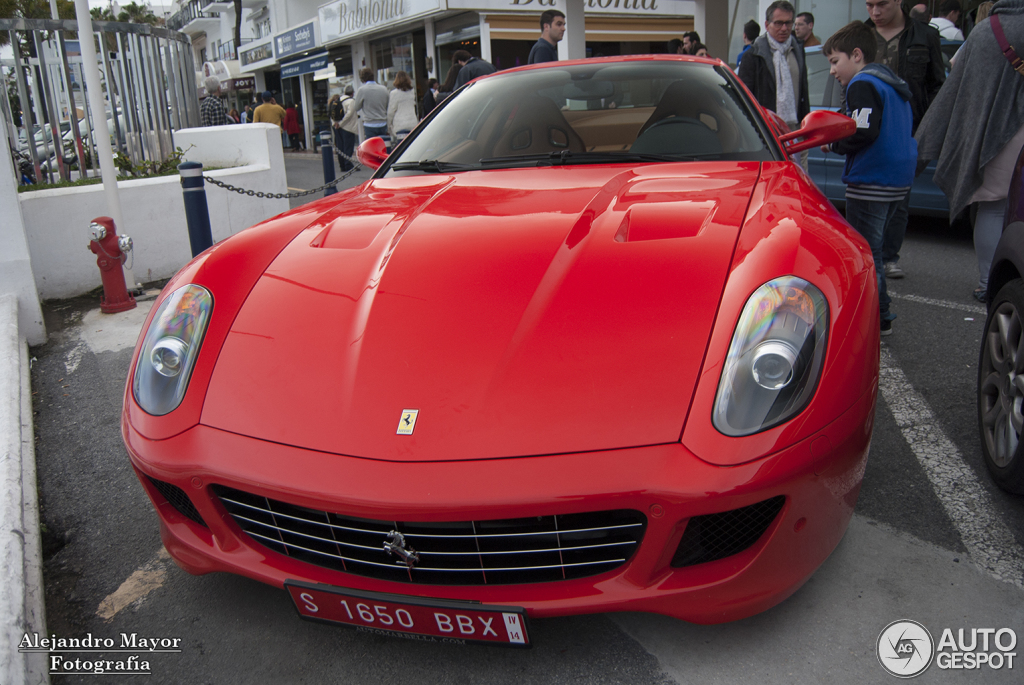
top-left (357, 137), bottom-right (389, 169)
top-left (779, 110), bottom-right (856, 155)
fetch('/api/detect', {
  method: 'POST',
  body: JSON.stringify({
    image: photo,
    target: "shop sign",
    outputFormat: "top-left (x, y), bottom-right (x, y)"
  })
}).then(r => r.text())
top-left (240, 41), bottom-right (274, 67)
top-left (280, 53), bottom-right (329, 78)
top-left (275, 21), bottom-right (318, 60)
top-left (320, 0), bottom-right (442, 43)
top-left (225, 77), bottom-right (255, 91)
top-left (445, 0), bottom-right (695, 14)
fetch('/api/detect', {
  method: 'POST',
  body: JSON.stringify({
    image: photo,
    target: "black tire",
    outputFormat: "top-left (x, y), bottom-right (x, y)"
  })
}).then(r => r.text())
top-left (978, 279), bottom-right (1024, 494)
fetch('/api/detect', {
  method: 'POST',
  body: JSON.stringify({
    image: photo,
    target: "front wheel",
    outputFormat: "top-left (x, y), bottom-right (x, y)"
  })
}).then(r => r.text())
top-left (978, 279), bottom-right (1024, 494)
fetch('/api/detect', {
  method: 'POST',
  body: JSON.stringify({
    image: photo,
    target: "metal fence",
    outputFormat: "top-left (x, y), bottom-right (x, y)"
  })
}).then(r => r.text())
top-left (1, 17), bottom-right (199, 185)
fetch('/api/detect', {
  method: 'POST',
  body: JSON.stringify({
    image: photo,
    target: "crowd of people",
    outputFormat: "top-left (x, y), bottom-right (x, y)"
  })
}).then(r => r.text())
top-left (728, 0), bottom-right (1024, 334)
top-left (194, 1), bottom-right (1024, 329)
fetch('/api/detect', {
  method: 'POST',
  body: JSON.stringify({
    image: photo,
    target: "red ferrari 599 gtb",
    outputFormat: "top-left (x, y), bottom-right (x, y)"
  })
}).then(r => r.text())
top-left (123, 55), bottom-right (874, 646)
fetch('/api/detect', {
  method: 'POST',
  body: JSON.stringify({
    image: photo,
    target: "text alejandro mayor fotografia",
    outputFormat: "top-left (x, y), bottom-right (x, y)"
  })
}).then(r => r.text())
top-left (19, 632), bottom-right (183, 675)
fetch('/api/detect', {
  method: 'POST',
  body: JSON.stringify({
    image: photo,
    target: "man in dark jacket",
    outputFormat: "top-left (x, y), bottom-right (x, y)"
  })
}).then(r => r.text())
top-left (738, 2), bottom-right (810, 135)
top-left (453, 50), bottom-right (496, 89)
top-left (865, 0), bottom-right (946, 279)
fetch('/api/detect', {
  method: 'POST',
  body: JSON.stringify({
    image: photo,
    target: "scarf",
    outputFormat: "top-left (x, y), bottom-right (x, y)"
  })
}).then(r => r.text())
top-left (915, 0), bottom-right (1024, 218)
top-left (767, 33), bottom-right (798, 123)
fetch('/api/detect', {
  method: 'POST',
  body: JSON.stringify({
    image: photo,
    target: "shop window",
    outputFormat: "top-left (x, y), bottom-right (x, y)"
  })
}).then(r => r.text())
top-left (370, 34), bottom-right (416, 88)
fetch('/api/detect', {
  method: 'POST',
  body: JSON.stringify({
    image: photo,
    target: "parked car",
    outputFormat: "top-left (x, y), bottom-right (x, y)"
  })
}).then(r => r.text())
top-left (123, 56), bottom-right (877, 640)
top-left (36, 111), bottom-right (126, 174)
top-left (977, 142), bottom-right (1024, 494)
top-left (804, 45), bottom-right (950, 217)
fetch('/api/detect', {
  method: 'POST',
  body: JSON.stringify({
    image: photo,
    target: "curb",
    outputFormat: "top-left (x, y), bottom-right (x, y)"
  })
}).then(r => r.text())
top-left (0, 293), bottom-right (49, 684)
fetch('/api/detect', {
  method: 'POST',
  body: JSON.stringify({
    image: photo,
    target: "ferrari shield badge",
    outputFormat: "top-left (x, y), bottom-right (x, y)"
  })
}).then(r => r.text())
top-left (397, 409), bottom-right (419, 435)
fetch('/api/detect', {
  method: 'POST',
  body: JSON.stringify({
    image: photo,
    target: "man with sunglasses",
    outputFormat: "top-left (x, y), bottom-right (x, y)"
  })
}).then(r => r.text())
top-left (738, 1), bottom-right (810, 165)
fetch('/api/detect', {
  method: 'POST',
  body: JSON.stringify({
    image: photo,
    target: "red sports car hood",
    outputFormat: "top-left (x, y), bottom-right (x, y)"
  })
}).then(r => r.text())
top-left (202, 163), bottom-right (761, 460)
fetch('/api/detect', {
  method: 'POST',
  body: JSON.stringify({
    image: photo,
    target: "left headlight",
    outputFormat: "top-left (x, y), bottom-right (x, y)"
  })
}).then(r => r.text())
top-left (133, 284), bottom-right (213, 416)
top-left (712, 276), bottom-right (829, 436)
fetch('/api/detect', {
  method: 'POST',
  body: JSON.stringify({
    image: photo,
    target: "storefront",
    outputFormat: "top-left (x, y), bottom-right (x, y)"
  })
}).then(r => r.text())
top-left (238, 37), bottom-right (277, 98)
top-left (318, 0), bottom-right (695, 126)
top-left (280, 51), bottom-right (331, 148)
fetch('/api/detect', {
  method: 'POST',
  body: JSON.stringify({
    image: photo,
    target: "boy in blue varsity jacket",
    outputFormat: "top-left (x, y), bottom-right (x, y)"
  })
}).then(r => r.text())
top-left (823, 21), bottom-right (917, 337)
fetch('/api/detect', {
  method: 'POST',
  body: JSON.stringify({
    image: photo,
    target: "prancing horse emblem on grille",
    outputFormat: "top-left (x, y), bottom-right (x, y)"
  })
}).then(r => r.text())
top-left (383, 530), bottom-right (420, 568)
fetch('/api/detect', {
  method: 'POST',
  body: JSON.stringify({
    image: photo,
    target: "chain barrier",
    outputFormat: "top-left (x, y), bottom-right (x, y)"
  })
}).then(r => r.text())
top-left (201, 151), bottom-right (365, 199)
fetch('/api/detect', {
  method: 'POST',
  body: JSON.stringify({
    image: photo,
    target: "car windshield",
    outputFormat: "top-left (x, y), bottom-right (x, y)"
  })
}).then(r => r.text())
top-left (384, 59), bottom-right (773, 175)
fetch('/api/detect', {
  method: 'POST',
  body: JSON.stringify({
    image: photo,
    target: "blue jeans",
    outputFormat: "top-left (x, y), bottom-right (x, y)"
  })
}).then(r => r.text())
top-left (881, 192), bottom-right (911, 265)
top-left (363, 123), bottom-right (387, 140)
top-left (845, 197), bottom-right (897, 322)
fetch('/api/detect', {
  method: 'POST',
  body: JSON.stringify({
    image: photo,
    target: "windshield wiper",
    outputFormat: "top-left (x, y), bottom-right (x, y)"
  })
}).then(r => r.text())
top-left (389, 159), bottom-right (479, 172)
top-left (479, 150), bottom-right (706, 166)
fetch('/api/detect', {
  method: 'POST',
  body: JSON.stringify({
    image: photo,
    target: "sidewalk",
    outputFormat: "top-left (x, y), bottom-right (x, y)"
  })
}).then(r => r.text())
top-left (0, 294), bottom-right (47, 685)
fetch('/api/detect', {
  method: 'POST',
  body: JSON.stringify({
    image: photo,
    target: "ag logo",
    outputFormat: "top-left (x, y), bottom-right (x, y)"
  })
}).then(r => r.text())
top-left (877, 620), bottom-right (935, 678)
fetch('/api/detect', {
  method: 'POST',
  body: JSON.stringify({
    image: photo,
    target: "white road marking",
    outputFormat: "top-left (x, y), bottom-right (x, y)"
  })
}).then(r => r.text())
top-left (879, 348), bottom-right (1024, 589)
top-left (96, 548), bottom-right (171, 621)
top-left (888, 290), bottom-right (986, 315)
top-left (63, 341), bottom-right (85, 375)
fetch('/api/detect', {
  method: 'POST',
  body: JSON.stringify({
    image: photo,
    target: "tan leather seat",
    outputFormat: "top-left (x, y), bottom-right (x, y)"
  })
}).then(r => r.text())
top-left (490, 95), bottom-right (586, 157)
top-left (634, 80), bottom-right (739, 153)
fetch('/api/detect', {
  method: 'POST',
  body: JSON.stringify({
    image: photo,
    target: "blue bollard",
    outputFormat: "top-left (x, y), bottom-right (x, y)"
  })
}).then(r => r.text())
top-left (178, 161), bottom-right (214, 257)
top-left (320, 130), bottom-right (337, 197)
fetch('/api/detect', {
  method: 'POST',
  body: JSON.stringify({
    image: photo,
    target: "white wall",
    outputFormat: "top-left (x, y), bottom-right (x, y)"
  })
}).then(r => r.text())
top-left (20, 124), bottom-right (289, 300)
top-left (0, 113), bottom-right (46, 345)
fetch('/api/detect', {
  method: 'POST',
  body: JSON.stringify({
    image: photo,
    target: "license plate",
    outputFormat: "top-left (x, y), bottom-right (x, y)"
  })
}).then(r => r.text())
top-left (285, 581), bottom-right (531, 648)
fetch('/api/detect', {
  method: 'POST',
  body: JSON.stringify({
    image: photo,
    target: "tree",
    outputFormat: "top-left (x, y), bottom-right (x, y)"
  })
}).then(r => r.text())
top-left (117, 2), bottom-right (159, 25)
top-left (91, 6), bottom-right (116, 21)
top-left (0, 1), bottom-right (76, 47)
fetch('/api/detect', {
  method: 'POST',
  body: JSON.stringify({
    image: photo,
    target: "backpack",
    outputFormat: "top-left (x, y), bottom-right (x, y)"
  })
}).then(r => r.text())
top-left (331, 96), bottom-right (351, 122)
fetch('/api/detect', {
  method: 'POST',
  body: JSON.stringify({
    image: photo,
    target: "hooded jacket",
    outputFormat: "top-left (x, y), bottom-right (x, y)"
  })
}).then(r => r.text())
top-left (830, 63), bottom-right (918, 193)
top-left (736, 34), bottom-right (811, 122)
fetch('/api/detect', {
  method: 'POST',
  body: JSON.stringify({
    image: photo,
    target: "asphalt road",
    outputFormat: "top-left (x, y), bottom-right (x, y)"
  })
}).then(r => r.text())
top-left (28, 156), bottom-right (1024, 684)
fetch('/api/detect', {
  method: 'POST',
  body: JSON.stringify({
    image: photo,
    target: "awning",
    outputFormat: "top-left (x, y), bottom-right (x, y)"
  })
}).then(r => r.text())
top-left (280, 51), bottom-right (329, 78)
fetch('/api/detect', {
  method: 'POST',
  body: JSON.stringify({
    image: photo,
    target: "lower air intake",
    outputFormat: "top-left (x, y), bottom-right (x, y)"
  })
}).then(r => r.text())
top-left (148, 477), bottom-right (207, 527)
top-left (671, 496), bottom-right (786, 568)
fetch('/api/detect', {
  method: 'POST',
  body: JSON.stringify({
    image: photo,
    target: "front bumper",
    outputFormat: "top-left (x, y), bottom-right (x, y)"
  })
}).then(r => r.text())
top-left (122, 385), bottom-right (873, 625)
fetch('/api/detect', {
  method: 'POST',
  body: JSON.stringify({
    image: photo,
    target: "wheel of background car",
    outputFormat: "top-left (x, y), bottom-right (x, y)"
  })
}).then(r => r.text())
top-left (978, 278), bottom-right (1024, 494)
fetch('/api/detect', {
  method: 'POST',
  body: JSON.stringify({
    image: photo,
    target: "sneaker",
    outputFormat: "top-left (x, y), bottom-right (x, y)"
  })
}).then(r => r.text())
top-left (974, 287), bottom-right (988, 303)
top-left (884, 262), bottom-right (904, 279)
top-left (880, 319), bottom-right (893, 337)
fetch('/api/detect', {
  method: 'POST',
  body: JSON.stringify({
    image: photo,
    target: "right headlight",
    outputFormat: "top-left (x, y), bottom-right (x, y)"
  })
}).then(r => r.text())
top-left (712, 276), bottom-right (829, 436)
top-left (133, 284), bottom-right (213, 416)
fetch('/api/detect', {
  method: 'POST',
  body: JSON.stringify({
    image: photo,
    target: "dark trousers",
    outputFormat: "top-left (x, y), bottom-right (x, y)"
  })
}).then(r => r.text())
top-left (845, 197), bottom-right (898, 322)
top-left (881, 193), bottom-right (911, 265)
top-left (335, 127), bottom-right (356, 171)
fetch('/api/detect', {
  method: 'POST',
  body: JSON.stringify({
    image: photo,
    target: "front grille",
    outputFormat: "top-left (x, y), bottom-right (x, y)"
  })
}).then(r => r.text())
top-left (148, 477), bottom-right (207, 527)
top-left (214, 485), bottom-right (646, 585)
top-left (671, 496), bottom-right (785, 568)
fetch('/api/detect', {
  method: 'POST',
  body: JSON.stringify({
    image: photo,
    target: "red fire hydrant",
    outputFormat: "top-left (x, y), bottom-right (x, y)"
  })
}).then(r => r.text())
top-left (88, 216), bottom-right (136, 313)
